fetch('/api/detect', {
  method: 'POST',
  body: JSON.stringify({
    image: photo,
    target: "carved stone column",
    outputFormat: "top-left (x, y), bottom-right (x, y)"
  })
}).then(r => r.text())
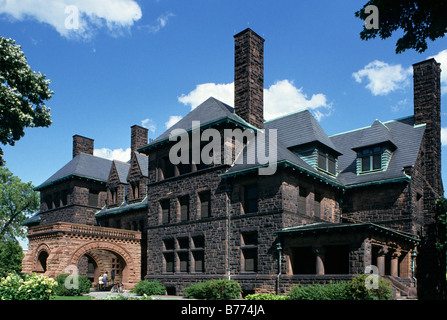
top-left (313, 247), bottom-right (326, 275)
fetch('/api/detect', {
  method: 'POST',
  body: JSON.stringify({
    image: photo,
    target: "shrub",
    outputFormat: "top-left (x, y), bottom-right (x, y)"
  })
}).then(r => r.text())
top-left (245, 293), bottom-right (289, 300)
top-left (346, 274), bottom-right (393, 300)
top-left (288, 281), bottom-right (350, 300)
top-left (0, 272), bottom-right (57, 300)
top-left (131, 280), bottom-right (166, 296)
top-left (184, 279), bottom-right (242, 300)
top-left (53, 273), bottom-right (92, 296)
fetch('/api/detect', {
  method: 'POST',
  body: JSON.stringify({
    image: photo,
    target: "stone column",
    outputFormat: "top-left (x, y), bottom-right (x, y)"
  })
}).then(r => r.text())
top-left (377, 247), bottom-right (388, 276)
top-left (391, 250), bottom-right (401, 277)
top-left (313, 247), bottom-right (326, 275)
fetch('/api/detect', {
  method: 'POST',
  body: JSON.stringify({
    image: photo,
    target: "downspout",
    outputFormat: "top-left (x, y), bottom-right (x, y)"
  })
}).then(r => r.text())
top-left (411, 249), bottom-right (417, 288)
top-left (226, 185), bottom-right (232, 280)
top-left (276, 239), bottom-right (282, 295)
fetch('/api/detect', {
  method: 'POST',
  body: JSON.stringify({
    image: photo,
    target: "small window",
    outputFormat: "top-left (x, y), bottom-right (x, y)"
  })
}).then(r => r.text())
top-left (242, 249), bottom-right (257, 272)
top-left (164, 253), bottom-right (174, 273)
top-left (164, 238), bottom-right (175, 250)
top-left (192, 236), bottom-right (205, 248)
top-left (179, 252), bottom-right (189, 273)
top-left (244, 184), bottom-right (258, 213)
top-left (161, 200), bottom-right (170, 224)
top-left (178, 237), bottom-right (189, 249)
top-left (89, 190), bottom-right (99, 207)
top-left (179, 196), bottom-right (189, 221)
top-left (359, 146), bottom-right (383, 173)
top-left (298, 187), bottom-right (307, 214)
top-left (199, 191), bottom-right (211, 218)
top-left (193, 251), bottom-right (204, 272)
top-left (317, 151), bottom-right (336, 175)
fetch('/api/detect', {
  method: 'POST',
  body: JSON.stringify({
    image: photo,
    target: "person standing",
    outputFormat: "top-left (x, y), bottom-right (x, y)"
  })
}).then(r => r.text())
top-left (103, 271), bottom-right (108, 288)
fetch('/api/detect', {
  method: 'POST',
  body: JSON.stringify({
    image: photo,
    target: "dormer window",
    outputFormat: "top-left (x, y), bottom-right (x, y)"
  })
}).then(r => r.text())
top-left (317, 151), bottom-right (336, 175)
top-left (360, 146), bottom-right (382, 172)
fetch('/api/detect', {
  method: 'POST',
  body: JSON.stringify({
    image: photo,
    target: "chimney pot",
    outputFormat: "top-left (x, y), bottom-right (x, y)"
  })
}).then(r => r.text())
top-left (73, 135), bottom-right (94, 158)
top-left (131, 125), bottom-right (149, 154)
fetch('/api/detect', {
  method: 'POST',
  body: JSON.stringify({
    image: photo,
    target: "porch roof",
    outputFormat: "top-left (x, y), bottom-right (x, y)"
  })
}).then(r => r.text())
top-left (278, 222), bottom-right (419, 244)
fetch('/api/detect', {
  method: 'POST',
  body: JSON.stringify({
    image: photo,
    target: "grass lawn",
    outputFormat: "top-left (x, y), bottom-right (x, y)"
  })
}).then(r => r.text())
top-left (51, 295), bottom-right (94, 300)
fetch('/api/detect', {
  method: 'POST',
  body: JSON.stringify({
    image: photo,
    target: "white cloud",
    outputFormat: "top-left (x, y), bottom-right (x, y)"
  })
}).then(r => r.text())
top-left (264, 80), bottom-right (332, 121)
top-left (178, 83), bottom-right (234, 110)
top-left (141, 118), bottom-right (156, 133)
top-left (94, 147), bottom-right (131, 162)
top-left (429, 50), bottom-right (447, 95)
top-left (138, 12), bottom-right (174, 34)
top-left (0, 0), bottom-right (142, 39)
top-left (353, 60), bottom-right (412, 96)
top-left (165, 115), bottom-right (182, 129)
top-left (441, 127), bottom-right (447, 146)
top-left (177, 80), bottom-right (332, 121)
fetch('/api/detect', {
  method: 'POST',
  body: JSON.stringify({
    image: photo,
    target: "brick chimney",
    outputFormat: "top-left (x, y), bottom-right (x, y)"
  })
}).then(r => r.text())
top-left (234, 28), bottom-right (265, 129)
top-left (413, 58), bottom-right (443, 195)
top-left (73, 135), bottom-right (94, 158)
top-left (131, 125), bottom-right (148, 154)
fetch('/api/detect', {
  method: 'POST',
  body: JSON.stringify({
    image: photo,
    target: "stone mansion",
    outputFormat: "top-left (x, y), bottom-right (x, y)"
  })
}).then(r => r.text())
top-left (22, 29), bottom-right (444, 299)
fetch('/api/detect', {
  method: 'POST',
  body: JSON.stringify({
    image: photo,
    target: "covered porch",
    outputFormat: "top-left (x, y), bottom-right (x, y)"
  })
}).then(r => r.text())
top-left (276, 222), bottom-right (419, 295)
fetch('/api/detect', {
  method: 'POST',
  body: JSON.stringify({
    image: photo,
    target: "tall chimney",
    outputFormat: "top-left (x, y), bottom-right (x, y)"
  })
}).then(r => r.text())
top-left (234, 28), bottom-right (265, 129)
top-left (413, 58), bottom-right (443, 195)
top-left (73, 135), bottom-right (94, 158)
top-left (131, 125), bottom-right (148, 154)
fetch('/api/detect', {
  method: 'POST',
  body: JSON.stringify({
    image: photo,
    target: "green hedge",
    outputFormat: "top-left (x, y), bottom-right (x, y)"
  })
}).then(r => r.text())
top-left (184, 279), bottom-right (242, 300)
top-left (53, 273), bottom-right (92, 296)
top-left (287, 275), bottom-right (393, 300)
top-left (130, 280), bottom-right (166, 296)
top-left (245, 293), bottom-right (288, 300)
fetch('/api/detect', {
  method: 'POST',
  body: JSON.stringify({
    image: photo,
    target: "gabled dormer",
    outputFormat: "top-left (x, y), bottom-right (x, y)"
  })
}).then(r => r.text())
top-left (127, 151), bottom-right (148, 202)
top-left (267, 110), bottom-right (342, 176)
top-left (351, 120), bottom-right (397, 174)
top-left (106, 160), bottom-right (130, 207)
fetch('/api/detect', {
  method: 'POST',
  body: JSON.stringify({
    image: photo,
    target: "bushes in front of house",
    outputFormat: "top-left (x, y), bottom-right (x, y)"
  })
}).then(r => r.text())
top-left (53, 273), bottom-right (92, 296)
top-left (184, 279), bottom-right (242, 300)
top-left (0, 272), bottom-right (58, 300)
top-left (130, 279), bottom-right (166, 296)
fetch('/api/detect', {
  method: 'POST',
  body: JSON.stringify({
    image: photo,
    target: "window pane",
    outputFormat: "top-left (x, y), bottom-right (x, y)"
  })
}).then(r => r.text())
top-left (373, 154), bottom-right (382, 170)
top-left (244, 185), bottom-right (258, 213)
top-left (200, 192), bottom-right (211, 218)
top-left (194, 251), bottom-right (204, 272)
top-left (373, 146), bottom-right (381, 153)
top-left (179, 253), bottom-right (189, 272)
top-left (180, 197), bottom-right (189, 221)
top-left (362, 149), bottom-right (370, 155)
top-left (328, 155), bottom-right (336, 174)
top-left (361, 156), bottom-right (371, 172)
top-left (318, 152), bottom-right (327, 171)
top-left (164, 253), bottom-right (174, 272)
top-left (161, 200), bottom-right (170, 224)
top-left (243, 249), bottom-right (257, 272)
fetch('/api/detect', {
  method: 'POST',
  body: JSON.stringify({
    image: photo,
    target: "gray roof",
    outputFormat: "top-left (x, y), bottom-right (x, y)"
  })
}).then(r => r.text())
top-left (351, 119), bottom-right (396, 150)
top-left (135, 152), bottom-right (148, 177)
top-left (265, 110), bottom-right (342, 155)
top-left (330, 116), bottom-right (425, 186)
top-left (35, 153), bottom-right (113, 190)
top-left (142, 97), bottom-right (255, 149)
top-left (112, 160), bottom-right (130, 184)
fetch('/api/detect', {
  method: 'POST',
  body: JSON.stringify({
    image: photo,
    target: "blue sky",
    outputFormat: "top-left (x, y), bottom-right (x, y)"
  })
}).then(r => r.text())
top-left (1, 0), bottom-right (446, 193)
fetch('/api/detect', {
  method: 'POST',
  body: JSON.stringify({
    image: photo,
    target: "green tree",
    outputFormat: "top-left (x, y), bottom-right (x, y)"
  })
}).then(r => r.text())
top-left (0, 238), bottom-right (24, 277)
top-left (0, 166), bottom-right (39, 240)
top-left (0, 37), bottom-right (53, 165)
top-left (355, 1), bottom-right (447, 54)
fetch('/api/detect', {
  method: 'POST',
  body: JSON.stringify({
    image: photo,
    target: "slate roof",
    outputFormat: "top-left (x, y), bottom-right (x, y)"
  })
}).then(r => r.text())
top-left (35, 153), bottom-right (113, 190)
top-left (138, 97), bottom-right (256, 152)
top-left (135, 152), bottom-right (149, 177)
top-left (351, 119), bottom-right (397, 151)
top-left (330, 116), bottom-right (425, 187)
top-left (112, 160), bottom-right (130, 183)
top-left (265, 110), bottom-right (342, 155)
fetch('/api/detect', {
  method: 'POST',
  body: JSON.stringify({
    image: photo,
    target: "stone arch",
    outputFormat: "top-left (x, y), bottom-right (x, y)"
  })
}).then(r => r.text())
top-left (34, 243), bottom-right (51, 273)
top-left (68, 241), bottom-right (138, 288)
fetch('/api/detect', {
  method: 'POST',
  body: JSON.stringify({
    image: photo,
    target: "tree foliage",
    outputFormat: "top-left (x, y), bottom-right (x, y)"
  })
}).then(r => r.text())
top-left (0, 166), bottom-right (39, 240)
top-left (355, 1), bottom-right (447, 54)
top-left (0, 239), bottom-right (24, 277)
top-left (0, 37), bottom-right (53, 165)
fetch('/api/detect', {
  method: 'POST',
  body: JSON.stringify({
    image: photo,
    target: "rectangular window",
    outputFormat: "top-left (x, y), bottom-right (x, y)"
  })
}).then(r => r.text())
top-left (163, 238), bottom-right (175, 250)
top-left (178, 237), bottom-right (189, 249)
top-left (178, 252), bottom-right (189, 272)
top-left (199, 191), bottom-right (211, 218)
top-left (298, 187), bottom-right (307, 214)
top-left (244, 184), bottom-right (258, 213)
top-left (360, 147), bottom-right (382, 172)
top-left (242, 249), bottom-right (257, 272)
top-left (193, 251), bottom-right (204, 273)
top-left (88, 190), bottom-right (99, 207)
top-left (179, 196), bottom-right (189, 221)
top-left (164, 253), bottom-right (174, 273)
top-left (327, 155), bottom-right (336, 174)
top-left (317, 151), bottom-right (327, 171)
top-left (161, 200), bottom-right (170, 224)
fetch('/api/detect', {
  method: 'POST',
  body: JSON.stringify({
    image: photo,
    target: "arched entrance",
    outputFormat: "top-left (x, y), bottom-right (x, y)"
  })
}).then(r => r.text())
top-left (69, 241), bottom-right (139, 289)
top-left (23, 222), bottom-right (142, 289)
